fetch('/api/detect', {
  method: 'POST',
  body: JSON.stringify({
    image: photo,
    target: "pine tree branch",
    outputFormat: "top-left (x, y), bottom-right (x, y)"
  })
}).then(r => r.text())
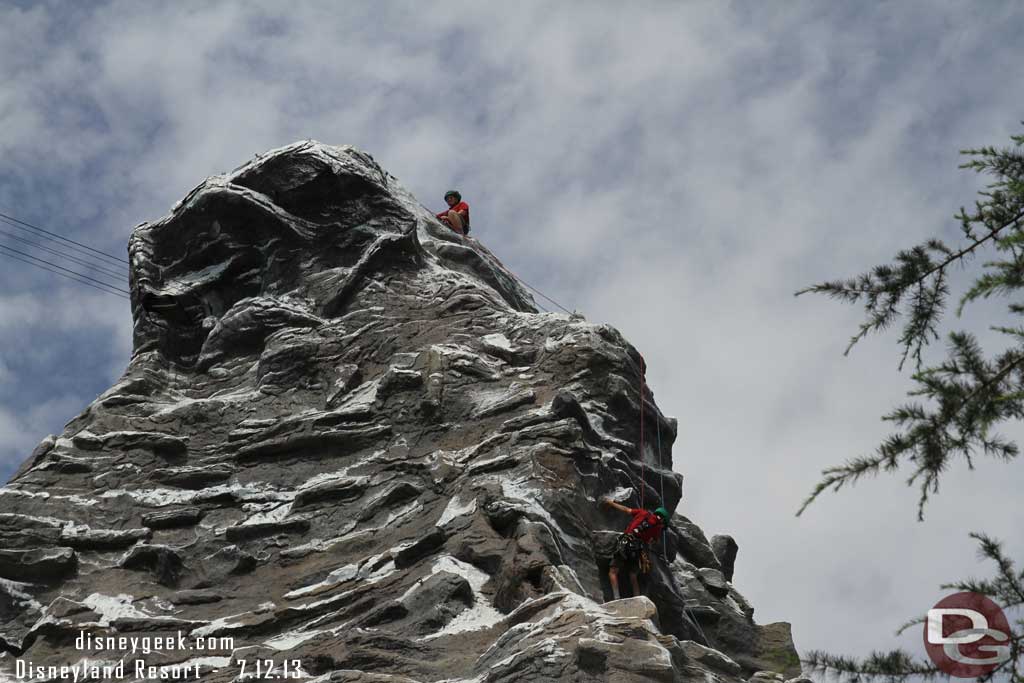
top-left (799, 128), bottom-right (1024, 683)
top-left (895, 615), bottom-right (926, 636)
top-left (799, 349), bottom-right (1024, 519)
top-left (911, 212), bottom-right (1023, 291)
top-left (970, 532), bottom-right (1024, 605)
top-left (796, 212), bottom-right (1024, 298)
top-left (795, 449), bottom-right (898, 517)
top-left (796, 210), bottom-right (1024, 370)
top-left (802, 649), bottom-right (942, 682)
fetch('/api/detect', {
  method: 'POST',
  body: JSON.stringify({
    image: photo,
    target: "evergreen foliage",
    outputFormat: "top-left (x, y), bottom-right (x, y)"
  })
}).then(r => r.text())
top-left (796, 128), bottom-right (1024, 681)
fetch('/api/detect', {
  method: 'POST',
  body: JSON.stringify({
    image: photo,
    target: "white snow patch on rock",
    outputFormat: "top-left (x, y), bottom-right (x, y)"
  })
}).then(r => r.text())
top-left (365, 559), bottom-right (396, 581)
top-left (436, 495), bottom-right (477, 528)
top-left (101, 481), bottom-right (290, 508)
top-left (500, 477), bottom-right (583, 551)
top-left (160, 260), bottom-right (235, 296)
top-left (82, 594), bottom-right (150, 625)
top-left (0, 488), bottom-right (99, 507)
top-left (241, 502), bottom-right (294, 526)
top-left (297, 467), bottom-right (354, 489)
top-left (287, 549), bottom-right (398, 603)
top-left (580, 401), bottom-right (635, 449)
top-left (263, 629), bottom-right (324, 651)
top-left (191, 602), bottom-right (275, 637)
top-left (604, 486), bottom-right (633, 503)
top-left (284, 564), bottom-right (360, 600)
top-left (332, 378), bottom-right (381, 413)
top-left (419, 556), bottom-right (504, 640)
top-left (382, 500), bottom-right (423, 528)
top-left (281, 524), bottom-right (360, 556)
top-left (0, 578), bottom-right (42, 613)
top-left (482, 333), bottom-right (514, 351)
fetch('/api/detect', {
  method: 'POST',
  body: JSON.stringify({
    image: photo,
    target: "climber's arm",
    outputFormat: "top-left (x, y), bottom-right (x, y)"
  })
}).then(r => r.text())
top-left (602, 498), bottom-right (633, 515)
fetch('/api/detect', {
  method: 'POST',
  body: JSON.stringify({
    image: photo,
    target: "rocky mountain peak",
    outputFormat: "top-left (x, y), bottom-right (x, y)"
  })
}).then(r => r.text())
top-left (1, 142), bottom-right (805, 683)
top-left (128, 141), bottom-right (534, 368)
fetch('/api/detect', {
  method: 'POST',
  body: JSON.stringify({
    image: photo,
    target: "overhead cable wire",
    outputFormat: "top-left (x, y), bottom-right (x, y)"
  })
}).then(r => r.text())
top-left (0, 244), bottom-right (130, 298)
top-left (0, 227), bottom-right (129, 281)
top-left (0, 209), bottom-right (129, 266)
top-left (0, 212), bottom-right (130, 273)
top-left (0, 249), bottom-right (130, 299)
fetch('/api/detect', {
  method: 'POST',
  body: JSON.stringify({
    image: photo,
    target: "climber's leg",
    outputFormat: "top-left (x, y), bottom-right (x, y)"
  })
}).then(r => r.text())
top-left (446, 210), bottom-right (465, 235)
top-left (629, 571), bottom-right (641, 598)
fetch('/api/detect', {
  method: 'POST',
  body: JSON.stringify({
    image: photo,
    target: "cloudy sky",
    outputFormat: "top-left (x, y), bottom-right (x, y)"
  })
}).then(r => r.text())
top-left (2, 0), bottom-right (1023, 670)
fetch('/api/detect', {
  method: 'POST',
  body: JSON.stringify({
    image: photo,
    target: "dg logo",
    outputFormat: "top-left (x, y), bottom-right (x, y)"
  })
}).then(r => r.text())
top-left (925, 592), bottom-right (1012, 677)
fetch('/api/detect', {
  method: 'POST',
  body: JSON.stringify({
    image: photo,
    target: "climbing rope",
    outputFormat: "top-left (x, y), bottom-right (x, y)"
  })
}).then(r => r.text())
top-left (657, 415), bottom-right (668, 563)
top-left (467, 237), bottom-right (575, 315)
top-left (508, 271), bottom-right (574, 315)
top-left (649, 366), bottom-right (671, 566)
top-left (642, 371), bottom-right (711, 648)
top-left (684, 602), bottom-right (712, 646)
top-left (638, 355), bottom-right (646, 508)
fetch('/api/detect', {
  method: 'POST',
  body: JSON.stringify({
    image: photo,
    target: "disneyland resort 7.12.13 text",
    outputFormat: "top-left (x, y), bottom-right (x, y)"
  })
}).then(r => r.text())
top-left (13, 630), bottom-right (305, 679)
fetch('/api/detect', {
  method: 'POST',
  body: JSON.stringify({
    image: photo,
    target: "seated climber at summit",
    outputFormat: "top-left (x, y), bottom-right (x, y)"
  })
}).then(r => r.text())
top-left (602, 498), bottom-right (669, 600)
top-left (436, 190), bottom-right (470, 235)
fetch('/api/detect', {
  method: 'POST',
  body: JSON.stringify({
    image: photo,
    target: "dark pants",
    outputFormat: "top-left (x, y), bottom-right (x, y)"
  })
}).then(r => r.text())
top-left (611, 549), bottom-right (641, 574)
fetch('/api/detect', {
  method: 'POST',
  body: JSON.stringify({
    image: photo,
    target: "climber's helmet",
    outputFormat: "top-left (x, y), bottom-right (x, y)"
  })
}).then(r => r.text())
top-left (444, 190), bottom-right (461, 203)
top-left (654, 507), bottom-right (669, 522)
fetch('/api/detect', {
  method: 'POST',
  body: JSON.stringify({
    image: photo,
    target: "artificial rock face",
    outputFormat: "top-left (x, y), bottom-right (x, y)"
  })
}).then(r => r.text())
top-left (0, 142), bottom-right (802, 682)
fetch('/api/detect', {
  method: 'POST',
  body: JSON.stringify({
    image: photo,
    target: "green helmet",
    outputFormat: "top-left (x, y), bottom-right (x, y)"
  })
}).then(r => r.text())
top-left (654, 507), bottom-right (669, 521)
top-left (444, 190), bottom-right (461, 202)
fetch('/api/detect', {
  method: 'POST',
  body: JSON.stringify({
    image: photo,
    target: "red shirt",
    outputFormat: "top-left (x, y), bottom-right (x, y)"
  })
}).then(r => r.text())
top-left (624, 509), bottom-right (664, 543)
top-left (437, 201), bottom-right (470, 224)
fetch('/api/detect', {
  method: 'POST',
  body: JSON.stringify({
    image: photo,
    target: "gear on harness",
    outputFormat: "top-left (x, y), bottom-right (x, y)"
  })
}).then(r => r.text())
top-left (615, 532), bottom-right (642, 561)
top-left (615, 515), bottom-right (661, 575)
top-left (632, 514), bottom-right (661, 537)
top-left (639, 549), bottom-right (652, 575)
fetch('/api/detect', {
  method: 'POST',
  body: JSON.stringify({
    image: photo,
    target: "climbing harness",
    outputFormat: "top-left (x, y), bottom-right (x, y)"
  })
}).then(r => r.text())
top-left (614, 530), bottom-right (651, 575)
top-left (615, 532), bottom-right (642, 561)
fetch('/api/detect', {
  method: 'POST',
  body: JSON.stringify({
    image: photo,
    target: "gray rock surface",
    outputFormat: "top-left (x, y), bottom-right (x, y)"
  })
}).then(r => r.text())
top-left (698, 567), bottom-right (730, 598)
top-left (670, 514), bottom-right (722, 571)
top-left (0, 141), bottom-right (803, 682)
top-left (712, 534), bottom-right (739, 582)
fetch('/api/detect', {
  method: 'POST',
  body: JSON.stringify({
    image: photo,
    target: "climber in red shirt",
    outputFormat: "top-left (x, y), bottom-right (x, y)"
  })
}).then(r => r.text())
top-left (603, 498), bottom-right (669, 600)
top-left (436, 190), bottom-right (470, 235)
